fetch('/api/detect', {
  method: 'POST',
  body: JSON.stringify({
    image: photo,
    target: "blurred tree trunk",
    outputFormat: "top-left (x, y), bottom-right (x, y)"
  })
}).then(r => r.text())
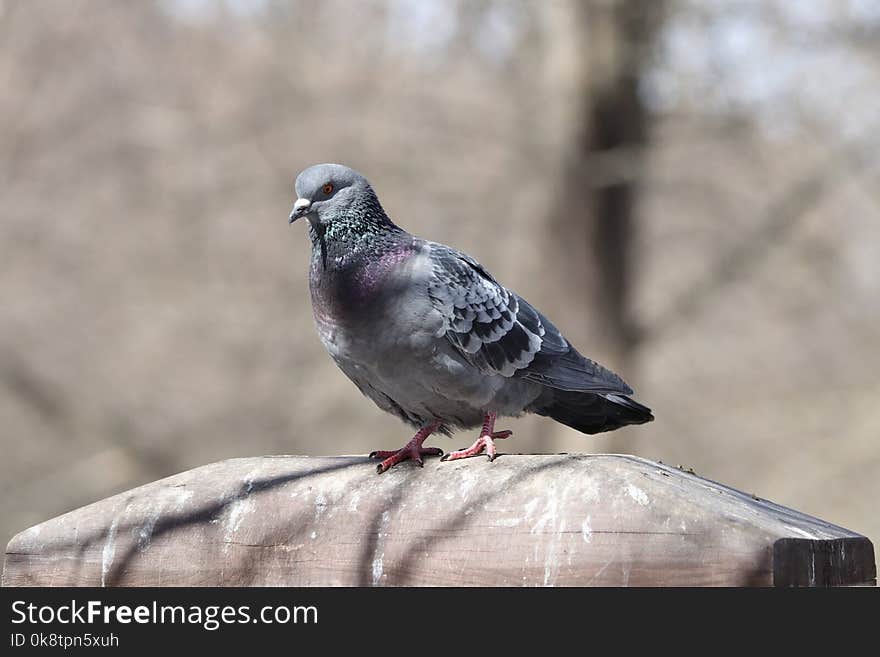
top-left (543, 0), bottom-right (664, 449)
top-left (554, 0), bottom-right (663, 359)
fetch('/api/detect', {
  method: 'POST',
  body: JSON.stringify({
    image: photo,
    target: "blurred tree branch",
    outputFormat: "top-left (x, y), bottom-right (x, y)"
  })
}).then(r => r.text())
top-left (642, 127), bottom-right (880, 344)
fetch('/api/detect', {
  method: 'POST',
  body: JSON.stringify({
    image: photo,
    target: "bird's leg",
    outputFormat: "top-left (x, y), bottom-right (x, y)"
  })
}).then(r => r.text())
top-left (441, 411), bottom-right (511, 463)
top-left (370, 420), bottom-right (444, 474)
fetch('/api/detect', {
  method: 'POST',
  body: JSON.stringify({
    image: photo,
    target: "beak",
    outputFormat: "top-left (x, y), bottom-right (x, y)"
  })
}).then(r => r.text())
top-left (289, 198), bottom-right (312, 224)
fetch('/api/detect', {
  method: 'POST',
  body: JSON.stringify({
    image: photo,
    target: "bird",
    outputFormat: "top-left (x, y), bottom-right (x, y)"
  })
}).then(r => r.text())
top-left (288, 163), bottom-right (653, 474)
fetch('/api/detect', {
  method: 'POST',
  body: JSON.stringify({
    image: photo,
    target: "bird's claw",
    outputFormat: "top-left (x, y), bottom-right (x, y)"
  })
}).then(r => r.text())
top-left (441, 429), bottom-right (511, 463)
top-left (371, 445), bottom-right (443, 474)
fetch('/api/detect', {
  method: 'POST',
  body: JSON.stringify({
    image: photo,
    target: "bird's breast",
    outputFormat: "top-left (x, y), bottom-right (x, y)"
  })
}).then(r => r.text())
top-left (310, 246), bottom-right (414, 319)
top-left (309, 243), bottom-right (437, 360)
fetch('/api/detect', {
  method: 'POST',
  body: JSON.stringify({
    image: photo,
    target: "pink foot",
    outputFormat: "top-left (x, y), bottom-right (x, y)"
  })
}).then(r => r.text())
top-left (441, 412), bottom-right (511, 463)
top-left (370, 421), bottom-right (443, 474)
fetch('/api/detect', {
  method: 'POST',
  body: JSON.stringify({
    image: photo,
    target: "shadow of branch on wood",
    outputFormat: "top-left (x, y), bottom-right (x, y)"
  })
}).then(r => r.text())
top-left (98, 458), bottom-right (369, 585)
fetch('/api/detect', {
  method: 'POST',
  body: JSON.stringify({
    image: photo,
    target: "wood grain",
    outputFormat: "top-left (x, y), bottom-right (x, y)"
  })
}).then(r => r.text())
top-left (2, 454), bottom-right (875, 586)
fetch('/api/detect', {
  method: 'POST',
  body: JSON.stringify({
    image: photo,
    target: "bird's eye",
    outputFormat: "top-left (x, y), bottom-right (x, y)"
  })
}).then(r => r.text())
top-left (322, 183), bottom-right (334, 195)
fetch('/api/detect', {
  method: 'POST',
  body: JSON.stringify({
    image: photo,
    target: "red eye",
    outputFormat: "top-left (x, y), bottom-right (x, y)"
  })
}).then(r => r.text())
top-left (322, 183), bottom-right (334, 195)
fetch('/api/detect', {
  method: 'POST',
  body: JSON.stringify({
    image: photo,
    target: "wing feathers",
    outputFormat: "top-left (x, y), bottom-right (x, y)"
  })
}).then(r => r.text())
top-left (426, 243), bottom-right (632, 394)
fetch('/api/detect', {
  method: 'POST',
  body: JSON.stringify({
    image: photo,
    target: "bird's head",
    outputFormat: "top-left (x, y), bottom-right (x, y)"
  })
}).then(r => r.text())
top-left (289, 163), bottom-right (377, 227)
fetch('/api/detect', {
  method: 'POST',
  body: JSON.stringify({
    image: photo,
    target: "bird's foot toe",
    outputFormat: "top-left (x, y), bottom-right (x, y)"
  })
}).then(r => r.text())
top-left (370, 446), bottom-right (443, 474)
top-left (441, 430), bottom-right (509, 463)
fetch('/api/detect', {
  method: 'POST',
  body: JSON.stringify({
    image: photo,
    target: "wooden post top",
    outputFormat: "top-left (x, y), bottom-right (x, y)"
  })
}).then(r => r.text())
top-left (3, 454), bottom-right (875, 587)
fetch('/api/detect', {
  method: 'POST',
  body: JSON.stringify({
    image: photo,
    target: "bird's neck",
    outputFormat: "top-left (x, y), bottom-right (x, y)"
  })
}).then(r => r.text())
top-left (307, 212), bottom-right (416, 324)
top-left (308, 204), bottom-right (404, 268)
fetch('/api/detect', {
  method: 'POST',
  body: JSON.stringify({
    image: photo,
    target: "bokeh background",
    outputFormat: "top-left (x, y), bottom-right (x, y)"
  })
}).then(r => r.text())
top-left (2, 0), bottom-right (879, 565)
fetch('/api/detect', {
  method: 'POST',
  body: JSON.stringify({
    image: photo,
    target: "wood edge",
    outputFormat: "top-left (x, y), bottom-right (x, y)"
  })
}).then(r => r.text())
top-left (772, 536), bottom-right (877, 587)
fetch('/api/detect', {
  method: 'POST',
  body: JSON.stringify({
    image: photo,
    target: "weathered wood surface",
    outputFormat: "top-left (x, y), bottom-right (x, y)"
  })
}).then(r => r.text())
top-left (2, 454), bottom-right (875, 587)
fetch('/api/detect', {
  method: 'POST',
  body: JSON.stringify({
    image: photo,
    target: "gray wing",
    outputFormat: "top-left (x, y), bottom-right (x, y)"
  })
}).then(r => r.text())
top-left (425, 242), bottom-right (633, 394)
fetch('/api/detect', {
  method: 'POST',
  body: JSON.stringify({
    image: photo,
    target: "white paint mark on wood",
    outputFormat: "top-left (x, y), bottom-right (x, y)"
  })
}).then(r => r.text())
top-left (101, 519), bottom-right (120, 587)
top-left (530, 493), bottom-right (564, 587)
top-left (101, 503), bottom-right (132, 587)
top-left (531, 497), bottom-right (557, 535)
top-left (138, 510), bottom-right (161, 551)
top-left (172, 487), bottom-right (193, 510)
top-left (218, 469), bottom-right (263, 573)
top-left (523, 497), bottom-right (540, 521)
top-left (545, 518), bottom-right (566, 586)
top-left (138, 488), bottom-right (192, 551)
top-left (223, 482), bottom-right (256, 552)
top-left (372, 553), bottom-right (384, 585)
top-left (626, 483), bottom-right (649, 506)
top-left (582, 516), bottom-right (593, 543)
top-left (370, 510), bottom-right (392, 586)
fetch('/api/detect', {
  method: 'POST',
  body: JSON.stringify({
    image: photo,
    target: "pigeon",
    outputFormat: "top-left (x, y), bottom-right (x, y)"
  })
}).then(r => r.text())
top-left (289, 163), bottom-right (653, 473)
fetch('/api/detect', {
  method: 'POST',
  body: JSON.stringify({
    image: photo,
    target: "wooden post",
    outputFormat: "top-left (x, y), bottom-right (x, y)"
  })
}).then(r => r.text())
top-left (2, 454), bottom-right (874, 587)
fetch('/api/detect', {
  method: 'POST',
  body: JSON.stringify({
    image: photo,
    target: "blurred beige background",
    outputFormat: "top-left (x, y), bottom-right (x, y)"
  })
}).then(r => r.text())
top-left (2, 0), bottom-right (878, 565)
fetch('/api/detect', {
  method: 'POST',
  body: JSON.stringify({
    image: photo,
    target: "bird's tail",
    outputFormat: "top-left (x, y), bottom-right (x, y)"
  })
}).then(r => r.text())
top-left (531, 390), bottom-right (654, 435)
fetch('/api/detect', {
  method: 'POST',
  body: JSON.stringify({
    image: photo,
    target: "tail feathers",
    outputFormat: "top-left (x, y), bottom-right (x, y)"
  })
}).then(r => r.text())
top-left (532, 390), bottom-right (654, 435)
